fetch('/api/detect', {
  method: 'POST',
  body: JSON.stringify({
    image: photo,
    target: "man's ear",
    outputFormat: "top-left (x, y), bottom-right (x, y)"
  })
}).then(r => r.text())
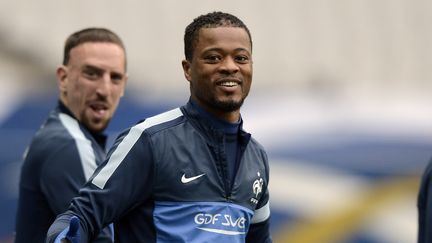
top-left (120, 73), bottom-right (128, 97)
top-left (181, 60), bottom-right (192, 82)
top-left (56, 65), bottom-right (68, 93)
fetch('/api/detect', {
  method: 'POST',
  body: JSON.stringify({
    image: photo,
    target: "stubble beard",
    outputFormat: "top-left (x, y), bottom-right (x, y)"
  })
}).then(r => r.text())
top-left (81, 110), bottom-right (110, 133)
top-left (209, 96), bottom-right (245, 112)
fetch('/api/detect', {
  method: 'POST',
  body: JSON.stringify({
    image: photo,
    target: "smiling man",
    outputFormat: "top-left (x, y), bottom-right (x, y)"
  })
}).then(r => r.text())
top-left (46, 12), bottom-right (271, 243)
top-left (15, 28), bottom-right (127, 243)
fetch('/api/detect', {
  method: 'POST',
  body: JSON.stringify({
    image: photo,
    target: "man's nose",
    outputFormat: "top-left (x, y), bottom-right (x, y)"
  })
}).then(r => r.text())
top-left (96, 74), bottom-right (111, 97)
top-left (219, 57), bottom-right (239, 73)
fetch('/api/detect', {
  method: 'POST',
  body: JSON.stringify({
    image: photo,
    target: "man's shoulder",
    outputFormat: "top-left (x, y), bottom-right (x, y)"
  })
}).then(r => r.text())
top-left (26, 116), bottom-right (77, 158)
top-left (132, 107), bottom-right (185, 135)
top-left (420, 158), bottom-right (432, 181)
top-left (34, 115), bottom-right (75, 143)
top-left (248, 136), bottom-right (267, 152)
top-left (21, 115), bottom-right (79, 173)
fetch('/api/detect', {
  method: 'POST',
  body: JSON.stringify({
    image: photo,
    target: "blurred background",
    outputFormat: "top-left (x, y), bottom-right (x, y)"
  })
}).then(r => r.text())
top-left (1, 0), bottom-right (432, 242)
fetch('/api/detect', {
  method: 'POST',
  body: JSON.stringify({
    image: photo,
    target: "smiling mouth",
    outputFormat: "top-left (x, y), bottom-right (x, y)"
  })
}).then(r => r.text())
top-left (219, 81), bottom-right (238, 87)
top-left (217, 78), bottom-right (241, 87)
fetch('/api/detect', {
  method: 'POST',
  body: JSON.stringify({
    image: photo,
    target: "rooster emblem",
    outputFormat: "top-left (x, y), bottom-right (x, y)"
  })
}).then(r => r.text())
top-left (253, 177), bottom-right (263, 198)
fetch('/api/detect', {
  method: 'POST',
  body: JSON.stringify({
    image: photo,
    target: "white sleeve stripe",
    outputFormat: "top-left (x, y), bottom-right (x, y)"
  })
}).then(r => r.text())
top-left (59, 113), bottom-right (96, 180)
top-left (92, 108), bottom-right (183, 189)
top-left (251, 201), bottom-right (270, 224)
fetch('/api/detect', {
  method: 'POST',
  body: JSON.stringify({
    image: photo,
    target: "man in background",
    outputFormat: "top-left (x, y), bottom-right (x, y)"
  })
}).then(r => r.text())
top-left (15, 27), bottom-right (128, 242)
top-left (418, 158), bottom-right (432, 243)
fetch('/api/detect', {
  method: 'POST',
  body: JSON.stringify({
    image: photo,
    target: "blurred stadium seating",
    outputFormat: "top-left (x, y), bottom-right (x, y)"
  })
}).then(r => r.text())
top-left (1, 1), bottom-right (432, 242)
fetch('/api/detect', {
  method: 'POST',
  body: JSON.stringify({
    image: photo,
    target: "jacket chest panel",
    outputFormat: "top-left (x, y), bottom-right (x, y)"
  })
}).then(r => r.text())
top-left (151, 135), bottom-right (266, 210)
top-left (153, 139), bottom-right (223, 201)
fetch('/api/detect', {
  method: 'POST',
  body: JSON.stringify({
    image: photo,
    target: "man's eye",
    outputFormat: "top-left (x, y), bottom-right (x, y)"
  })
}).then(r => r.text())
top-left (111, 74), bottom-right (123, 83)
top-left (235, 56), bottom-right (249, 63)
top-left (83, 70), bottom-right (99, 79)
top-left (204, 55), bottom-right (221, 63)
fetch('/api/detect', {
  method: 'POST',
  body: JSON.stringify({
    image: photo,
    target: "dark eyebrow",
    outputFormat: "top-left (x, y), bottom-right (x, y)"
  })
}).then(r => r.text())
top-left (203, 47), bottom-right (251, 55)
top-left (82, 64), bottom-right (104, 74)
top-left (202, 47), bottom-right (222, 54)
top-left (83, 64), bottom-right (124, 78)
top-left (110, 69), bottom-right (125, 78)
top-left (234, 47), bottom-right (251, 53)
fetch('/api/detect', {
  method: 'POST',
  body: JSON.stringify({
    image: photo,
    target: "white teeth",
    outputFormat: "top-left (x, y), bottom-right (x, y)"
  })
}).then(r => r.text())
top-left (220, 81), bottom-right (237, 87)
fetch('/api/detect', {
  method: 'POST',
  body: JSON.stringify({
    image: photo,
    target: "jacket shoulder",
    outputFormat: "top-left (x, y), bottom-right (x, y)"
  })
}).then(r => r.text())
top-left (134, 107), bottom-right (185, 136)
top-left (24, 114), bottom-right (77, 164)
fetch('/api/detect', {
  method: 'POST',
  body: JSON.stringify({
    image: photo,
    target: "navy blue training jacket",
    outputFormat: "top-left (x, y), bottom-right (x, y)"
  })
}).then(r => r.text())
top-left (47, 100), bottom-right (272, 243)
top-left (418, 157), bottom-right (432, 243)
top-left (15, 102), bottom-right (113, 242)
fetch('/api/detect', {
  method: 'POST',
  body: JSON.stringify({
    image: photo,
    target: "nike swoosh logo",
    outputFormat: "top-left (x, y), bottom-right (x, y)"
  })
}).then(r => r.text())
top-left (181, 173), bottom-right (206, 184)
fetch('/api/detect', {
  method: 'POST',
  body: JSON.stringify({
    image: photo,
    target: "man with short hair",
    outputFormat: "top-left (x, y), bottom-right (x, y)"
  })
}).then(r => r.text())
top-left (15, 27), bottom-right (128, 242)
top-left (47, 12), bottom-right (272, 243)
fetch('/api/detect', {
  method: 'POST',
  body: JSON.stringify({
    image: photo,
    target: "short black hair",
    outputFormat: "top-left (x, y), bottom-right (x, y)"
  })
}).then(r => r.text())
top-left (63, 27), bottom-right (126, 68)
top-left (184, 11), bottom-right (252, 61)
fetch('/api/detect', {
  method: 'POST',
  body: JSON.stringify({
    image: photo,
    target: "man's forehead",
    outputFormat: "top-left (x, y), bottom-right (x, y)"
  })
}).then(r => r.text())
top-left (198, 27), bottom-right (250, 42)
top-left (196, 27), bottom-right (252, 48)
top-left (70, 42), bottom-right (125, 56)
top-left (68, 43), bottom-right (126, 70)
top-left (198, 26), bottom-right (247, 34)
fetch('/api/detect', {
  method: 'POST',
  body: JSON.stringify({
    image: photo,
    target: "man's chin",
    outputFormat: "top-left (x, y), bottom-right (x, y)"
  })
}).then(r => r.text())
top-left (214, 99), bottom-right (244, 112)
top-left (84, 119), bottom-right (109, 133)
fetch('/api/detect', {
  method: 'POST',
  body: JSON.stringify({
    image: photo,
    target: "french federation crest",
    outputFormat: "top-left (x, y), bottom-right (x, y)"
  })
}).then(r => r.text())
top-left (252, 172), bottom-right (264, 198)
